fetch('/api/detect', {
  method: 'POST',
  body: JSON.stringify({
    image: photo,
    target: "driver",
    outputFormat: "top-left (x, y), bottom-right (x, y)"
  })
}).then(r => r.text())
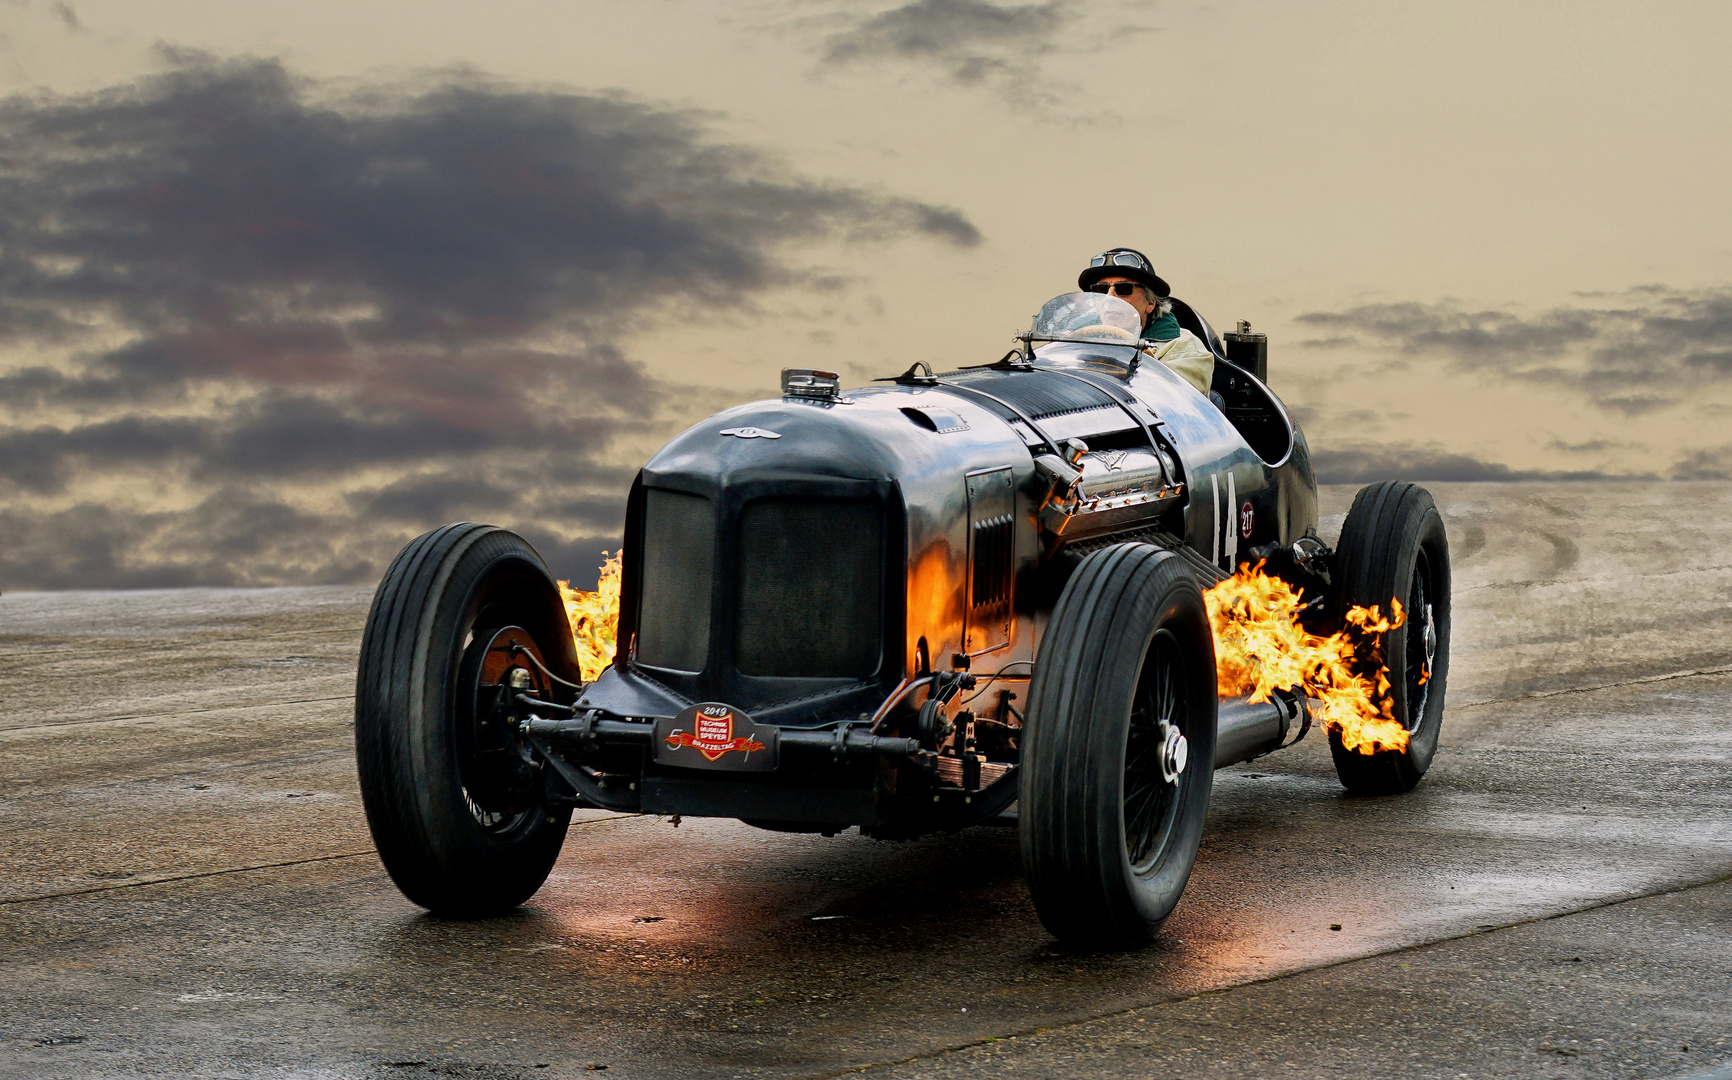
top-left (1078, 247), bottom-right (1214, 397)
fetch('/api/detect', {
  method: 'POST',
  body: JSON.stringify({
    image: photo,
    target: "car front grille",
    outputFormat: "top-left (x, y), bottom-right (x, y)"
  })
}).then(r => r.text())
top-left (734, 498), bottom-right (883, 678)
top-left (635, 488), bottom-right (714, 672)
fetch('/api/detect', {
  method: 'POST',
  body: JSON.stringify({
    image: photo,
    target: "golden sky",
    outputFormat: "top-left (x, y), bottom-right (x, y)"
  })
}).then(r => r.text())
top-left (2, 0), bottom-right (1729, 588)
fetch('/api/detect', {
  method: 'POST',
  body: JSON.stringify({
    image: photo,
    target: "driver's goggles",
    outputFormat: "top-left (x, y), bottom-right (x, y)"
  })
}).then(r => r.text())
top-left (1087, 282), bottom-right (1142, 297)
top-left (1090, 251), bottom-right (1149, 270)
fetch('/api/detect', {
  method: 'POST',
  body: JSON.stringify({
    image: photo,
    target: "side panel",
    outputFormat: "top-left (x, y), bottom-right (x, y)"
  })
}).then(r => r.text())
top-left (888, 389), bottom-right (1039, 677)
top-left (964, 466), bottom-right (1015, 653)
top-left (1117, 354), bottom-right (1278, 570)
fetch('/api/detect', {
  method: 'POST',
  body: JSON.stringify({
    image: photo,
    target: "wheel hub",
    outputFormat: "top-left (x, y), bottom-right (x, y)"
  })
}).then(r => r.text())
top-left (457, 625), bottom-right (551, 827)
top-left (1404, 567), bottom-right (1437, 732)
top-left (1157, 719), bottom-right (1188, 784)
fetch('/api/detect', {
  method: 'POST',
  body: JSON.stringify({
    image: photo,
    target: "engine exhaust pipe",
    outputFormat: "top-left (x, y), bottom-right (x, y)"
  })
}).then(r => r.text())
top-left (1214, 691), bottom-right (1308, 769)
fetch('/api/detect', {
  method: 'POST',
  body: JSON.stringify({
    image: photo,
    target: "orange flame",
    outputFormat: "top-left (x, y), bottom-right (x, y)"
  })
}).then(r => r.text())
top-left (558, 551), bottom-right (621, 683)
top-left (1204, 561), bottom-right (1410, 755)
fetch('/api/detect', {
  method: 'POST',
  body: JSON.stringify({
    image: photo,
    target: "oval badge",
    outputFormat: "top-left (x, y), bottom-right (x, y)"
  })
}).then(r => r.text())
top-left (1240, 500), bottom-right (1255, 539)
top-left (719, 427), bottom-right (781, 440)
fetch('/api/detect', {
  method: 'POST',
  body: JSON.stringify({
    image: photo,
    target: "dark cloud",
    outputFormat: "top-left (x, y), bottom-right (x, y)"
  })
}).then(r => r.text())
top-left (811, 0), bottom-right (1138, 110)
top-left (1311, 443), bottom-right (1641, 486)
top-left (1671, 446), bottom-right (1732, 482)
top-left (1545, 437), bottom-right (1640, 455)
top-left (0, 59), bottom-right (977, 355)
top-left (822, 0), bottom-right (1073, 75)
top-left (0, 56), bottom-right (979, 590)
top-left (348, 475), bottom-right (517, 525)
top-left (1296, 288), bottom-right (1732, 415)
top-left (0, 415), bottom-right (210, 493)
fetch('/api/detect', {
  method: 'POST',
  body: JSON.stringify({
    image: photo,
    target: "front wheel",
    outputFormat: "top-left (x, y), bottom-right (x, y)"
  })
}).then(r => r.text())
top-left (354, 523), bottom-right (580, 915)
top-left (1020, 544), bottom-right (1217, 948)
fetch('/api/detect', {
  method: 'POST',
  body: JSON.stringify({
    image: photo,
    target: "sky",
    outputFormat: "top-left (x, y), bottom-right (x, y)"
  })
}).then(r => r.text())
top-left (2, 0), bottom-right (1730, 590)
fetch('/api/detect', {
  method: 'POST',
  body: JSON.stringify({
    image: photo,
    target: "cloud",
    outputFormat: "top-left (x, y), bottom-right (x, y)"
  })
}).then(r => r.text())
top-left (1295, 288), bottom-right (1732, 415)
top-left (0, 415), bottom-right (210, 493)
top-left (808, 0), bottom-right (1145, 112)
top-left (0, 0), bottom-right (81, 32)
top-left (1545, 437), bottom-right (1641, 455)
top-left (1671, 445), bottom-right (1732, 482)
top-left (0, 56), bottom-right (979, 590)
top-left (821, 0), bottom-right (1073, 74)
top-left (1310, 442), bottom-right (1641, 486)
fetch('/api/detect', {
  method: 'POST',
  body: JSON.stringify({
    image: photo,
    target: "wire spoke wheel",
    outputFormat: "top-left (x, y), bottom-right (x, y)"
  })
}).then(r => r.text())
top-left (1403, 548), bottom-right (1436, 729)
top-left (1021, 544), bottom-right (1216, 948)
top-left (1124, 630), bottom-right (1187, 872)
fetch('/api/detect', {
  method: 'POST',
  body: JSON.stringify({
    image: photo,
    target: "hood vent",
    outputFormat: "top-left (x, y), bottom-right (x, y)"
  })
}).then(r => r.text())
top-left (941, 368), bottom-right (1119, 420)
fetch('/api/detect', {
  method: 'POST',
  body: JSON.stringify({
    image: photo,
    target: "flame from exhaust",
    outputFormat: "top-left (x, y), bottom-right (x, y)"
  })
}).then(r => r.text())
top-left (1204, 561), bottom-right (1410, 755)
top-left (558, 551), bottom-right (622, 683)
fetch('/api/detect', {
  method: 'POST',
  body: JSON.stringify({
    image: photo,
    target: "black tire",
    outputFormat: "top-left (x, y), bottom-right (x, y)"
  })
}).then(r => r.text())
top-left (355, 523), bottom-right (580, 915)
top-left (1328, 482), bottom-right (1451, 794)
top-left (1020, 544), bottom-right (1217, 948)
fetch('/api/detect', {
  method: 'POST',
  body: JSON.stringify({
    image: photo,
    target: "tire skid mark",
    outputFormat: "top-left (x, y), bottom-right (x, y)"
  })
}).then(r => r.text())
top-left (0, 817), bottom-right (636, 906)
top-left (1449, 664), bottom-right (1732, 710)
top-left (0, 694), bottom-right (356, 737)
top-left (1459, 561), bottom-right (1732, 593)
top-left (0, 624), bottom-right (366, 659)
top-left (0, 746), bottom-right (353, 799)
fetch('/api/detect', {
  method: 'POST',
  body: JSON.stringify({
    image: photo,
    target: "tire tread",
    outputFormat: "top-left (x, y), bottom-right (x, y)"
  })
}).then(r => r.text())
top-left (1021, 544), bottom-right (1216, 947)
top-left (1328, 483), bottom-right (1451, 794)
top-left (355, 523), bottom-right (571, 914)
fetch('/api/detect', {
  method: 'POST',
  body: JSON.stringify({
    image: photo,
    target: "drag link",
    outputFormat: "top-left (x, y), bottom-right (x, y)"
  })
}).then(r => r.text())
top-left (781, 727), bottom-right (922, 759)
top-left (519, 712), bottom-right (651, 744)
top-left (514, 692), bottom-right (578, 716)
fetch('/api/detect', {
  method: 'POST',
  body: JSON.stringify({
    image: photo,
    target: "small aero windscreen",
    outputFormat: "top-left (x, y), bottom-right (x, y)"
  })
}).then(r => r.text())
top-left (735, 498), bottom-right (883, 679)
top-left (636, 489), bottom-right (714, 672)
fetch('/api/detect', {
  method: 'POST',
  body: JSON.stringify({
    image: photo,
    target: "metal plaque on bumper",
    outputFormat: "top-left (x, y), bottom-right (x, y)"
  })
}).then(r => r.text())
top-left (653, 703), bottom-right (779, 772)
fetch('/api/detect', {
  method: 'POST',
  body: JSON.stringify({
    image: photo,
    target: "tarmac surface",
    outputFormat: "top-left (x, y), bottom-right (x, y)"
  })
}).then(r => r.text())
top-left (2, 480), bottom-right (1731, 1079)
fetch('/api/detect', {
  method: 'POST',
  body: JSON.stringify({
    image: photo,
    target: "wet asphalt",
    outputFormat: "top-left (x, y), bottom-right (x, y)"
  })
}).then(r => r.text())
top-left (2, 481), bottom-right (1731, 1080)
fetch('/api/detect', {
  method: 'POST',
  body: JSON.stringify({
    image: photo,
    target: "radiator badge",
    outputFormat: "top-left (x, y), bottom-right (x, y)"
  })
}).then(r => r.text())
top-left (1240, 500), bottom-right (1255, 538)
top-left (654, 703), bottom-right (778, 771)
top-left (719, 427), bottom-right (781, 439)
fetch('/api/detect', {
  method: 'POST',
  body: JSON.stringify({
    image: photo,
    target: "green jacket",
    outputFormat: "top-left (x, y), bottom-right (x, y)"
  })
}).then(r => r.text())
top-left (1142, 310), bottom-right (1181, 342)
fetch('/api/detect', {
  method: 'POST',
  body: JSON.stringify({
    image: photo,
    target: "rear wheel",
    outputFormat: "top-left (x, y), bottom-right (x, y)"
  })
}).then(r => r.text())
top-left (355, 524), bottom-right (580, 915)
top-left (1328, 482), bottom-right (1451, 794)
top-left (1020, 544), bottom-right (1217, 948)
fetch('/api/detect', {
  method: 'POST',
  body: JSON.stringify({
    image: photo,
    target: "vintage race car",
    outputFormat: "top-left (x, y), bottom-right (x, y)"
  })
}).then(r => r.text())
top-left (354, 291), bottom-right (1451, 947)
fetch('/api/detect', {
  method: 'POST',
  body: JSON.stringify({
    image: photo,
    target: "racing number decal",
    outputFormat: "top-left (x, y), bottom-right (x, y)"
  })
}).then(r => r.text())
top-left (1210, 473), bottom-right (1221, 564)
top-left (1223, 472), bottom-right (1237, 568)
top-left (1210, 473), bottom-right (1248, 567)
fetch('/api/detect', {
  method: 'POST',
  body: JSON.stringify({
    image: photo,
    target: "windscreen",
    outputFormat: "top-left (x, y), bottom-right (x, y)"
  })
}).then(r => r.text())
top-left (1032, 291), bottom-right (1143, 341)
